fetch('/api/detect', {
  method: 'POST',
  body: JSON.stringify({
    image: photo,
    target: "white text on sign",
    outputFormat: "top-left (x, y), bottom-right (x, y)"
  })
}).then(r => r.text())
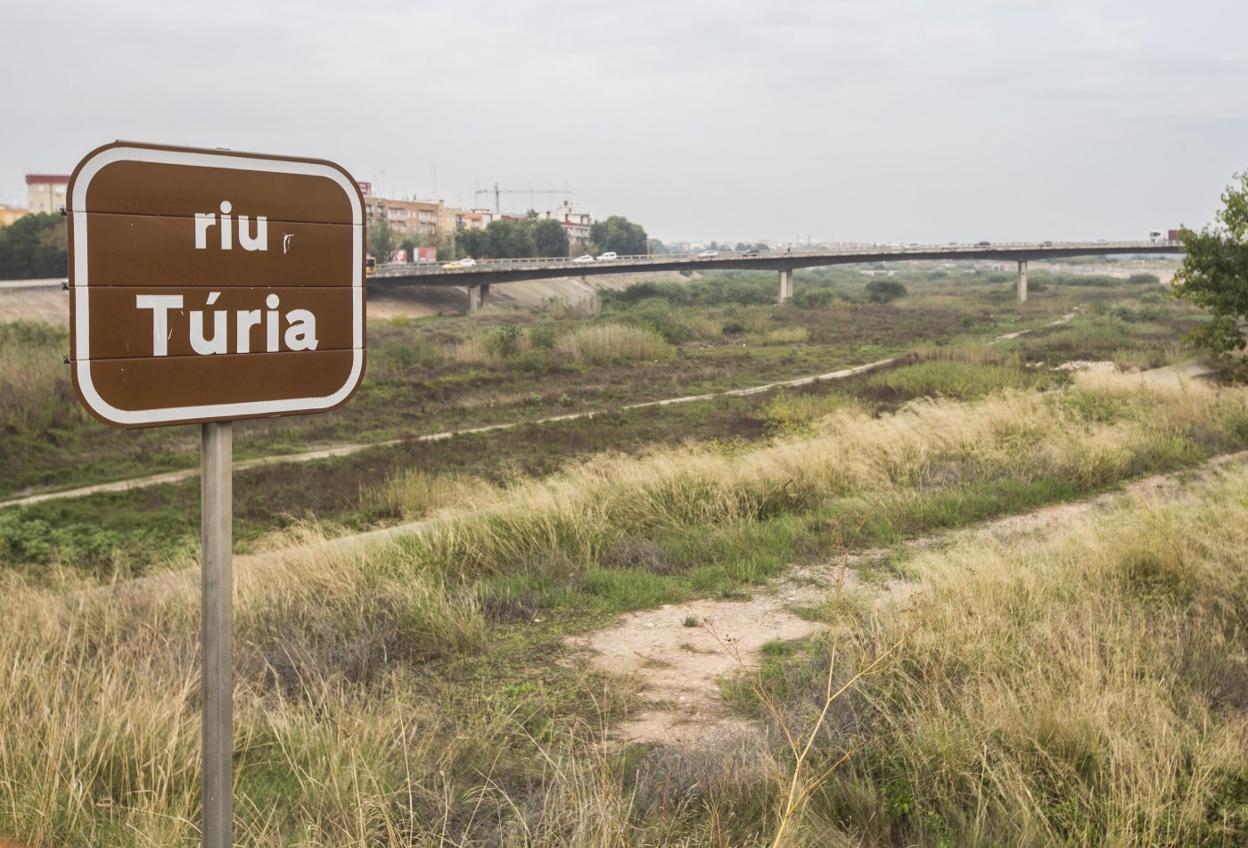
top-left (135, 293), bottom-right (319, 356)
top-left (194, 201), bottom-right (268, 252)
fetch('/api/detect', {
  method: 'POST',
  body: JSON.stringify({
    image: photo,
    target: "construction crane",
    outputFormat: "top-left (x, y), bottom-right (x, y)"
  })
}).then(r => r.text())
top-left (474, 181), bottom-right (571, 215)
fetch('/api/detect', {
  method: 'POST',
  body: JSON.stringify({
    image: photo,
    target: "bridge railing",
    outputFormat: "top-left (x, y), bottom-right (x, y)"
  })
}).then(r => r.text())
top-left (374, 241), bottom-right (1183, 277)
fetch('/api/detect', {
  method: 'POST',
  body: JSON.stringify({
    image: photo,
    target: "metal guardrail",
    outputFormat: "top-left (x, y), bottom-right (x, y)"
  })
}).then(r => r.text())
top-left (372, 241), bottom-right (1184, 279)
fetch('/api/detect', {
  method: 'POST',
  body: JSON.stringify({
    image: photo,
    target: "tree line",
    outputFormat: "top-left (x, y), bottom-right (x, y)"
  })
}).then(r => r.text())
top-left (0, 214), bottom-right (67, 279)
top-left (0, 209), bottom-right (653, 277)
top-left (367, 213), bottom-right (649, 261)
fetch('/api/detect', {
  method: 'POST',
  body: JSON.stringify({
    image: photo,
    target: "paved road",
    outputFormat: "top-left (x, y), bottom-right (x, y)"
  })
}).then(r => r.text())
top-left (371, 240), bottom-right (1183, 287)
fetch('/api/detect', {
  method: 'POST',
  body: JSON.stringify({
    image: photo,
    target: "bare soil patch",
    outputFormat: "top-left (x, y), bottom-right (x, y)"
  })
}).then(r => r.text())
top-left (570, 449), bottom-right (1248, 749)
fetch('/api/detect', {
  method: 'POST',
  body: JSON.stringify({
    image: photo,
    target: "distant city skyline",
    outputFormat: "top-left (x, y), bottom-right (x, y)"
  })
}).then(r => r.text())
top-left (2, 0), bottom-right (1246, 244)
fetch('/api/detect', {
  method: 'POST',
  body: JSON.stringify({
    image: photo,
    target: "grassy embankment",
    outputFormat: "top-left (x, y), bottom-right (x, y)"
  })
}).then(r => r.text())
top-left (2, 366), bottom-right (1246, 845)
top-left (0, 265), bottom-right (1178, 499)
top-left (0, 268), bottom-right (1199, 575)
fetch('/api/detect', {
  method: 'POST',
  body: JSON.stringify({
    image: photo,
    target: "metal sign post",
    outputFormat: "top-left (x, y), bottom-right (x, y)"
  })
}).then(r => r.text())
top-left (200, 421), bottom-right (233, 848)
top-left (65, 141), bottom-right (367, 848)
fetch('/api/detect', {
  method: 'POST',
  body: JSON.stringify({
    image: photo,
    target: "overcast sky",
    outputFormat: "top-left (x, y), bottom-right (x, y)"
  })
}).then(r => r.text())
top-left (2, 0), bottom-right (1245, 243)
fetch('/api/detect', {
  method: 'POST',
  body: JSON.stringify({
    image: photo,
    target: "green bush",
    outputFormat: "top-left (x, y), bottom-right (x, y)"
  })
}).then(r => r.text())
top-left (528, 326), bottom-right (557, 350)
top-left (618, 300), bottom-right (696, 343)
top-left (604, 273), bottom-right (776, 308)
top-left (868, 361), bottom-right (1055, 401)
top-left (484, 324), bottom-right (523, 359)
top-left (0, 213), bottom-right (67, 278)
top-left (793, 289), bottom-right (836, 308)
top-left (865, 280), bottom-right (909, 304)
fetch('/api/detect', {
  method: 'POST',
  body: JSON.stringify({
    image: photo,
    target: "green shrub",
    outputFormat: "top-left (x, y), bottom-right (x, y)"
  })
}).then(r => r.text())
top-left (484, 324), bottom-right (523, 359)
top-left (793, 289), bottom-right (836, 308)
top-left (865, 280), bottom-right (908, 304)
top-left (619, 300), bottom-right (695, 343)
top-left (528, 326), bottom-right (557, 350)
top-left (764, 391), bottom-right (855, 435)
top-left (604, 273), bottom-right (777, 308)
top-left (868, 361), bottom-right (1055, 401)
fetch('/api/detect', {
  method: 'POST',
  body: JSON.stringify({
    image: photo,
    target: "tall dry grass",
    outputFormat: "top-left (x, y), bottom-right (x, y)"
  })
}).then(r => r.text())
top-left (397, 370), bottom-right (1247, 578)
top-left (2, 370), bottom-right (1246, 846)
top-left (0, 322), bottom-right (77, 431)
top-left (554, 324), bottom-right (673, 365)
top-left (359, 468), bottom-right (497, 520)
top-left (0, 542), bottom-right (745, 846)
top-left (798, 465), bottom-right (1248, 846)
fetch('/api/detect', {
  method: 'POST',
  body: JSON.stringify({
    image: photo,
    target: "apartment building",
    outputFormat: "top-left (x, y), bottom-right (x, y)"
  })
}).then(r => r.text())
top-left (26, 175), bottom-right (70, 214)
top-left (364, 196), bottom-right (444, 237)
top-left (544, 202), bottom-right (592, 244)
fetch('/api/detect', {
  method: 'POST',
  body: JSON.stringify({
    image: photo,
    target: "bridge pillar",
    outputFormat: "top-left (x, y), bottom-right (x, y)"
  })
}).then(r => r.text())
top-left (778, 269), bottom-right (794, 304)
top-left (1017, 260), bottom-right (1028, 303)
top-left (467, 285), bottom-right (484, 313)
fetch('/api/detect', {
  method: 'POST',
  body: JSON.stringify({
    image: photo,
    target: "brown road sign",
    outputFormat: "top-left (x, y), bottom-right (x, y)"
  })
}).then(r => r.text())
top-left (68, 142), bottom-right (366, 428)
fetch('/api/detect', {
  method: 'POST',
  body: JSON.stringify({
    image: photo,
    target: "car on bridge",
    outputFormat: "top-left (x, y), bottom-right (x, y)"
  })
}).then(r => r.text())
top-left (697, 249), bottom-right (719, 258)
top-left (596, 251), bottom-right (618, 261)
top-left (572, 254), bottom-right (595, 264)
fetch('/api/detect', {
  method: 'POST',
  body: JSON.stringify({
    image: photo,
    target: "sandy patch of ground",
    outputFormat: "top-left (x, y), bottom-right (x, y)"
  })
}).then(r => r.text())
top-left (570, 446), bottom-right (1247, 749)
top-left (570, 565), bottom-right (857, 748)
top-left (1053, 359), bottom-right (1117, 372)
top-left (367, 271), bottom-right (696, 319)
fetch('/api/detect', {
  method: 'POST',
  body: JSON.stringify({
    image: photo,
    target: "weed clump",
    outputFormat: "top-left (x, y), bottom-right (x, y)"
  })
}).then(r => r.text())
top-left (866, 360), bottom-right (1058, 401)
top-left (600, 537), bottom-right (674, 575)
top-left (555, 324), bottom-right (673, 365)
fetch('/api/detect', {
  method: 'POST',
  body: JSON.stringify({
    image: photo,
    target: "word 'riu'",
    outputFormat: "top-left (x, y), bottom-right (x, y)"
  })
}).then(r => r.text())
top-left (194, 201), bottom-right (267, 251)
top-left (136, 292), bottom-right (318, 356)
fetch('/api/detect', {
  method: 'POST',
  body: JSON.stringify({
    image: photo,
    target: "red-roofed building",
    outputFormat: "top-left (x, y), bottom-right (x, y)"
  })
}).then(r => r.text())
top-left (26, 174), bottom-right (70, 214)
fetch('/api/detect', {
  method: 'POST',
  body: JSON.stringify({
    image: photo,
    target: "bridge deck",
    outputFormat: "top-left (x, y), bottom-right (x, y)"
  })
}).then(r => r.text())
top-left (369, 241), bottom-right (1182, 288)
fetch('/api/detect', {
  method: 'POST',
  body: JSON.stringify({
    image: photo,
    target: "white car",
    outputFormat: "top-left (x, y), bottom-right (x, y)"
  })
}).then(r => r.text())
top-left (572, 254), bottom-right (595, 264)
top-left (459, 257), bottom-right (478, 268)
top-left (697, 249), bottom-right (719, 258)
top-left (596, 251), bottom-right (618, 261)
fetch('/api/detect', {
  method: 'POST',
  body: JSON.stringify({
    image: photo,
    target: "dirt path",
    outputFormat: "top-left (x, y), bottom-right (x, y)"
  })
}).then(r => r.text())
top-left (42, 330), bottom-right (1110, 511)
top-left (569, 449), bottom-right (1248, 749)
top-left (991, 309), bottom-right (1076, 342)
top-left (0, 357), bottom-right (900, 509)
top-left (3, 309), bottom-right (1087, 510)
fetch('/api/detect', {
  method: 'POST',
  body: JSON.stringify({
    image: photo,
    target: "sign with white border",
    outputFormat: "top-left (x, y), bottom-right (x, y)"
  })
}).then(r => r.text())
top-left (68, 141), bottom-right (366, 428)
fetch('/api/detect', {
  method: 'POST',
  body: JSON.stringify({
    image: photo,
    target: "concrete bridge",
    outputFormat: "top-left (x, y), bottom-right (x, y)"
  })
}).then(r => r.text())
top-left (370, 240), bottom-right (1184, 311)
